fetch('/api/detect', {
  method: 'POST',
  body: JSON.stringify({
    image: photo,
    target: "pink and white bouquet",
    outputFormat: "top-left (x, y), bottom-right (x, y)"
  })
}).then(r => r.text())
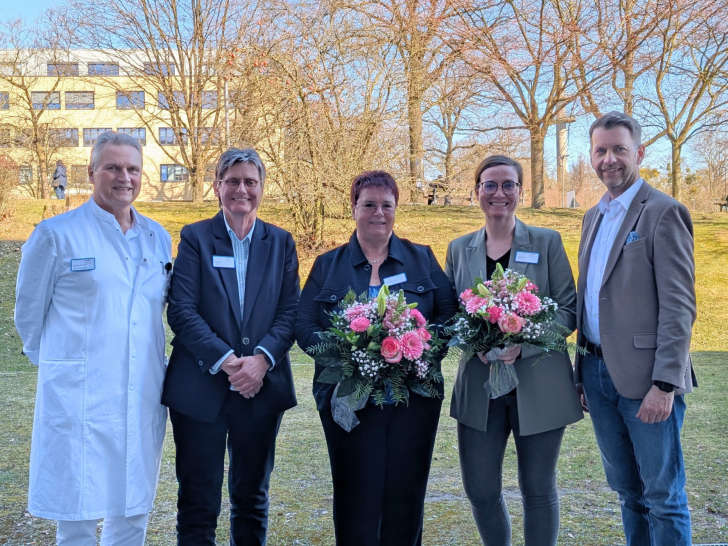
top-left (446, 263), bottom-right (568, 398)
top-left (309, 285), bottom-right (445, 429)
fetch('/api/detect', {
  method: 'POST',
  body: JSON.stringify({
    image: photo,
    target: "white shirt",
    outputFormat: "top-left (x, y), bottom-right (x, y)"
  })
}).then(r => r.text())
top-left (584, 178), bottom-right (644, 344)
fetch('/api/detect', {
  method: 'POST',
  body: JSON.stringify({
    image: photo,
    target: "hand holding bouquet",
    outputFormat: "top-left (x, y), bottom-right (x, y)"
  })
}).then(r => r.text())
top-left (446, 263), bottom-right (569, 398)
top-left (309, 285), bottom-right (445, 431)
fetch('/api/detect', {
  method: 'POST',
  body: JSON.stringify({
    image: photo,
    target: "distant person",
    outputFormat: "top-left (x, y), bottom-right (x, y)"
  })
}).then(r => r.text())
top-left (446, 155), bottom-right (583, 546)
top-left (162, 148), bottom-right (300, 545)
top-left (575, 111), bottom-right (697, 545)
top-left (52, 159), bottom-right (67, 200)
top-left (15, 131), bottom-right (172, 545)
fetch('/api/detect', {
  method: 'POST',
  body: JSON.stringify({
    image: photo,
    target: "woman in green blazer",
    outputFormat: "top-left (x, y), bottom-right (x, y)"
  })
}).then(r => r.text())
top-left (445, 155), bottom-right (583, 546)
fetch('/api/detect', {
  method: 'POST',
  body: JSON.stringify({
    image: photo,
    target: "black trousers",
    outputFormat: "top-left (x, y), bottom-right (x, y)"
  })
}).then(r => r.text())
top-left (170, 391), bottom-right (283, 546)
top-left (319, 393), bottom-right (442, 546)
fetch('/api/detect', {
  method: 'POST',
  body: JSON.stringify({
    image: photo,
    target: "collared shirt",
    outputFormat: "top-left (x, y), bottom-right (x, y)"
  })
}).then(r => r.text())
top-left (584, 178), bottom-right (644, 344)
top-left (89, 197), bottom-right (142, 283)
top-left (210, 214), bottom-right (275, 375)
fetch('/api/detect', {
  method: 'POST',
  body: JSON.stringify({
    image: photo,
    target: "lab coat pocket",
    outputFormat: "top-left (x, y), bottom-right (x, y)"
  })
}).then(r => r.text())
top-left (37, 359), bottom-right (85, 440)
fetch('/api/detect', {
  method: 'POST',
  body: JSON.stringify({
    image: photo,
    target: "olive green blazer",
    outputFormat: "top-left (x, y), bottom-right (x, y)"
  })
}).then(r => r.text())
top-left (445, 218), bottom-right (583, 436)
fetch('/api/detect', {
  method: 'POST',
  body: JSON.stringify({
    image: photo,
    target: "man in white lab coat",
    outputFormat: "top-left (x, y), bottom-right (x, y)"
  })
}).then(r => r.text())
top-left (15, 131), bottom-right (172, 545)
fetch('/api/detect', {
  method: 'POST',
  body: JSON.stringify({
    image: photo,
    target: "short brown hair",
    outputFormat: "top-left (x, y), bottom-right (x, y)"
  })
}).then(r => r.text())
top-left (474, 155), bottom-right (523, 188)
top-left (589, 111), bottom-right (642, 147)
top-left (350, 170), bottom-right (399, 205)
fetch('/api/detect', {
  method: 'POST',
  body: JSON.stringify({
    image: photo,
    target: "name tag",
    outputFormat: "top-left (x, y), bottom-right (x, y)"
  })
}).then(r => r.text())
top-left (212, 255), bottom-right (235, 269)
top-left (515, 251), bottom-right (539, 264)
top-left (382, 272), bottom-right (407, 286)
top-left (70, 258), bottom-right (95, 272)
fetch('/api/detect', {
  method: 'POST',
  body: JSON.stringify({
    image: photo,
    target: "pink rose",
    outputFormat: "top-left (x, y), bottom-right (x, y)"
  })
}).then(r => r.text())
top-left (486, 305), bottom-right (504, 324)
top-left (417, 327), bottom-right (432, 342)
top-left (400, 331), bottom-right (424, 360)
top-left (513, 291), bottom-right (541, 316)
top-left (460, 288), bottom-right (475, 303)
top-left (411, 308), bottom-right (426, 327)
top-left (381, 336), bottom-right (403, 363)
top-left (498, 312), bottom-right (525, 334)
top-left (350, 317), bottom-right (371, 332)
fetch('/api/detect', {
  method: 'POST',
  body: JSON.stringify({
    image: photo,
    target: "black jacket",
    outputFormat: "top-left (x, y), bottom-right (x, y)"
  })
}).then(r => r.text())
top-left (163, 212), bottom-right (300, 422)
top-left (296, 231), bottom-right (458, 409)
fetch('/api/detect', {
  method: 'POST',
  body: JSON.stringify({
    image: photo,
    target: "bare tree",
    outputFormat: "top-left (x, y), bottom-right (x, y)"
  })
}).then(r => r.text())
top-left (70, 0), bottom-right (254, 201)
top-left (452, 0), bottom-right (605, 208)
top-left (641, 0), bottom-right (728, 201)
top-left (0, 14), bottom-right (75, 199)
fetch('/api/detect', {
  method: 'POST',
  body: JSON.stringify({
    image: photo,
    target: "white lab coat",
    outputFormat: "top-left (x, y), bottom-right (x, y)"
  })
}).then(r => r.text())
top-left (14, 198), bottom-right (172, 520)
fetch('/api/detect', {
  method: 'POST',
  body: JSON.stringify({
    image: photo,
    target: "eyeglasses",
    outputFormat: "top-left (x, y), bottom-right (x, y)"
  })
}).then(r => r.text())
top-left (477, 181), bottom-right (521, 195)
top-left (356, 202), bottom-right (396, 214)
top-left (219, 177), bottom-right (260, 189)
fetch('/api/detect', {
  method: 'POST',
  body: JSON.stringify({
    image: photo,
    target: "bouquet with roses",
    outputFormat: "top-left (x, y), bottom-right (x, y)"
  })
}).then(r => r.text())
top-left (308, 285), bottom-right (445, 431)
top-left (446, 263), bottom-right (570, 398)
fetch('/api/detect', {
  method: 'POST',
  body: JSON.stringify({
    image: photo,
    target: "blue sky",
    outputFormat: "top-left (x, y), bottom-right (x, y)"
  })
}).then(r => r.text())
top-left (0, 0), bottom-right (62, 24)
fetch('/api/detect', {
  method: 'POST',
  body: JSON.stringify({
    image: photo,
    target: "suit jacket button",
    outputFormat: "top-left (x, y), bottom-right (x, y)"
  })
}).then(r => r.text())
top-left (417, 286), bottom-right (424, 292)
top-left (198, 361), bottom-right (203, 366)
top-left (364, 264), bottom-right (371, 270)
top-left (330, 295), bottom-right (337, 301)
top-left (243, 337), bottom-right (250, 345)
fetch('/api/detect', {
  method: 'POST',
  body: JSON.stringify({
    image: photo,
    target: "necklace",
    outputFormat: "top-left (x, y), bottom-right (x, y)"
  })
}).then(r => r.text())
top-left (367, 254), bottom-right (386, 264)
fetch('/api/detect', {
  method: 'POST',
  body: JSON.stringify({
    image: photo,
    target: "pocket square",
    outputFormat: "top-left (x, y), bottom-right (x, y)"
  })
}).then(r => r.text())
top-left (625, 231), bottom-right (640, 244)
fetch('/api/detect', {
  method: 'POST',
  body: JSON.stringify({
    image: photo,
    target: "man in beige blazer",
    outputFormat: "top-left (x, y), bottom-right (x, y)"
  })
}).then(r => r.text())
top-left (575, 111), bottom-right (696, 546)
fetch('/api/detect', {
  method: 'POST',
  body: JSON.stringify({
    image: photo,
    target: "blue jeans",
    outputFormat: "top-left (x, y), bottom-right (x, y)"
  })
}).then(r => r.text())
top-left (581, 354), bottom-right (691, 546)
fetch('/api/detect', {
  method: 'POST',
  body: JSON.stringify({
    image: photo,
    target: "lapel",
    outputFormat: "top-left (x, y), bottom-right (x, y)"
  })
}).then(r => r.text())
top-left (600, 182), bottom-right (650, 289)
top-left (212, 211), bottom-right (242, 330)
top-left (507, 218), bottom-right (532, 275)
top-left (464, 227), bottom-right (487, 283)
top-left (242, 220), bottom-right (270, 331)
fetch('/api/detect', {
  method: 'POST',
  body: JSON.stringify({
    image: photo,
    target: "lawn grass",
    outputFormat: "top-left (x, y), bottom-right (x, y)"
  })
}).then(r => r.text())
top-left (1, 200), bottom-right (726, 545)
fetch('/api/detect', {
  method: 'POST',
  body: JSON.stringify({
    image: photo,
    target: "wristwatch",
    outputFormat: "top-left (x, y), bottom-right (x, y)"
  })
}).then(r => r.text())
top-left (653, 380), bottom-right (677, 393)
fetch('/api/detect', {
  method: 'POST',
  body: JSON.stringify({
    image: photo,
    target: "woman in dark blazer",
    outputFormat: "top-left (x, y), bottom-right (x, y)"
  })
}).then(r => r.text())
top-left (163, 148), bottom-right (299, 545)
top-left (445, 155), bottom-right (583, 546)
top-left (296, 171), bottom-right (457, 546)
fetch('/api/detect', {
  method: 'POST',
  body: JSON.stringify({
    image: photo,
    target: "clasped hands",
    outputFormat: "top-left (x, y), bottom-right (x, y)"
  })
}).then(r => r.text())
top-left (477, 343), bottom-right (521, 366)
top-left (220, 353), bottom-right (270, 399)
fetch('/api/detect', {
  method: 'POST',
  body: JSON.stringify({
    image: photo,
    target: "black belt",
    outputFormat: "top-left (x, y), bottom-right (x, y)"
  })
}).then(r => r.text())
top-left (584, 341), bottom-right (603, 359)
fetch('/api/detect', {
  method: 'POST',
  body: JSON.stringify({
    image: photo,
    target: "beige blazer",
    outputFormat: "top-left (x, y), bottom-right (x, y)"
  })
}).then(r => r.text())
top-left (574, 182), bottom-right (696, 398)
top-left (445, 218), bottom-right (583, 436)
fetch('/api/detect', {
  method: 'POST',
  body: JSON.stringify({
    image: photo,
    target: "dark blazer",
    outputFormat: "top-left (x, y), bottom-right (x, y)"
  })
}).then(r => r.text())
top-left (445, 219), bottom-right (583, 435)
top-left (296, 232), bottom-right (458, 410)
top-left (574, 181), bottom-right (696, 398)
top-left (162, 212), bottom-right (300, 423)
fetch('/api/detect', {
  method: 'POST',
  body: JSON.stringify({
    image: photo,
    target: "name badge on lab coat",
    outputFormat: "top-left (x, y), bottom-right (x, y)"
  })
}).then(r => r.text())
top-left (213, 255), bottom-right (236, 269)
top-left (70, 258), bottom-right (95, 271)
top-left (382, 272), bottom-right (407, 286)
top-left (514, 251), bottom-right (539, 264)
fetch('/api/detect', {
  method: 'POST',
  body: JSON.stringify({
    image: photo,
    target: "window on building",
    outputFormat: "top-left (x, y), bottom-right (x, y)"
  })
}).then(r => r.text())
top-left (196, 127), bottom-right (219, 145)
top-left (0, 92), bottom-right (8, 110)
top-left (31, 91), bottom-right (61, 110)
top-left (159, 127), bottom-right (187, 146)
top-left (47, 63), bottom-right (79, 76)
top-left (118, 127), bottom-right (146, 146)
top-left (87, 63), bottom-right (119, 76)
top-left (116, 91), bottom-right (145, 110)
top-left (157, 91), bottom-right (186, 109)
top-left (83, 128), bottom-right (112, 147)
top-left (49, 128), bottom-right (79, 147)
top-left (200, 91), bottom-right (218, 109)
top-left (144, 62), bottom-right (175, 76)
top-left (65, 91), bottom-right (94, 110)
top-left (160, 164), bottom-right (189, 182)
top-left (0, 126), bottom-right (12, 147)
top-left (0, 63), bottom-right (17, 76)
top-left (19, 166), bottom-right (33, 185)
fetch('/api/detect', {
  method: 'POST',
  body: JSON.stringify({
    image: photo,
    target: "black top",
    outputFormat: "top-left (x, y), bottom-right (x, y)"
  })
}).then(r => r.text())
top-left (486, 249), bottom-right (511, 280)
top-left (295, 231), bottom-right (459, 410)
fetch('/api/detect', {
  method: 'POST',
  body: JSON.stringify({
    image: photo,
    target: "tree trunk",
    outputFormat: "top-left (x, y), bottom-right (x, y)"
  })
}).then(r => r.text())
top-left (38, 156), bottom-right (50, 200)
top-left (407, 91), bottom-right (424, 202)
top-left (530, 132), bottom-right (545, 208)
top-left (191, 168), bottom-right (204, 202)
top-left (671, 142), bottom-right (682, 201)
